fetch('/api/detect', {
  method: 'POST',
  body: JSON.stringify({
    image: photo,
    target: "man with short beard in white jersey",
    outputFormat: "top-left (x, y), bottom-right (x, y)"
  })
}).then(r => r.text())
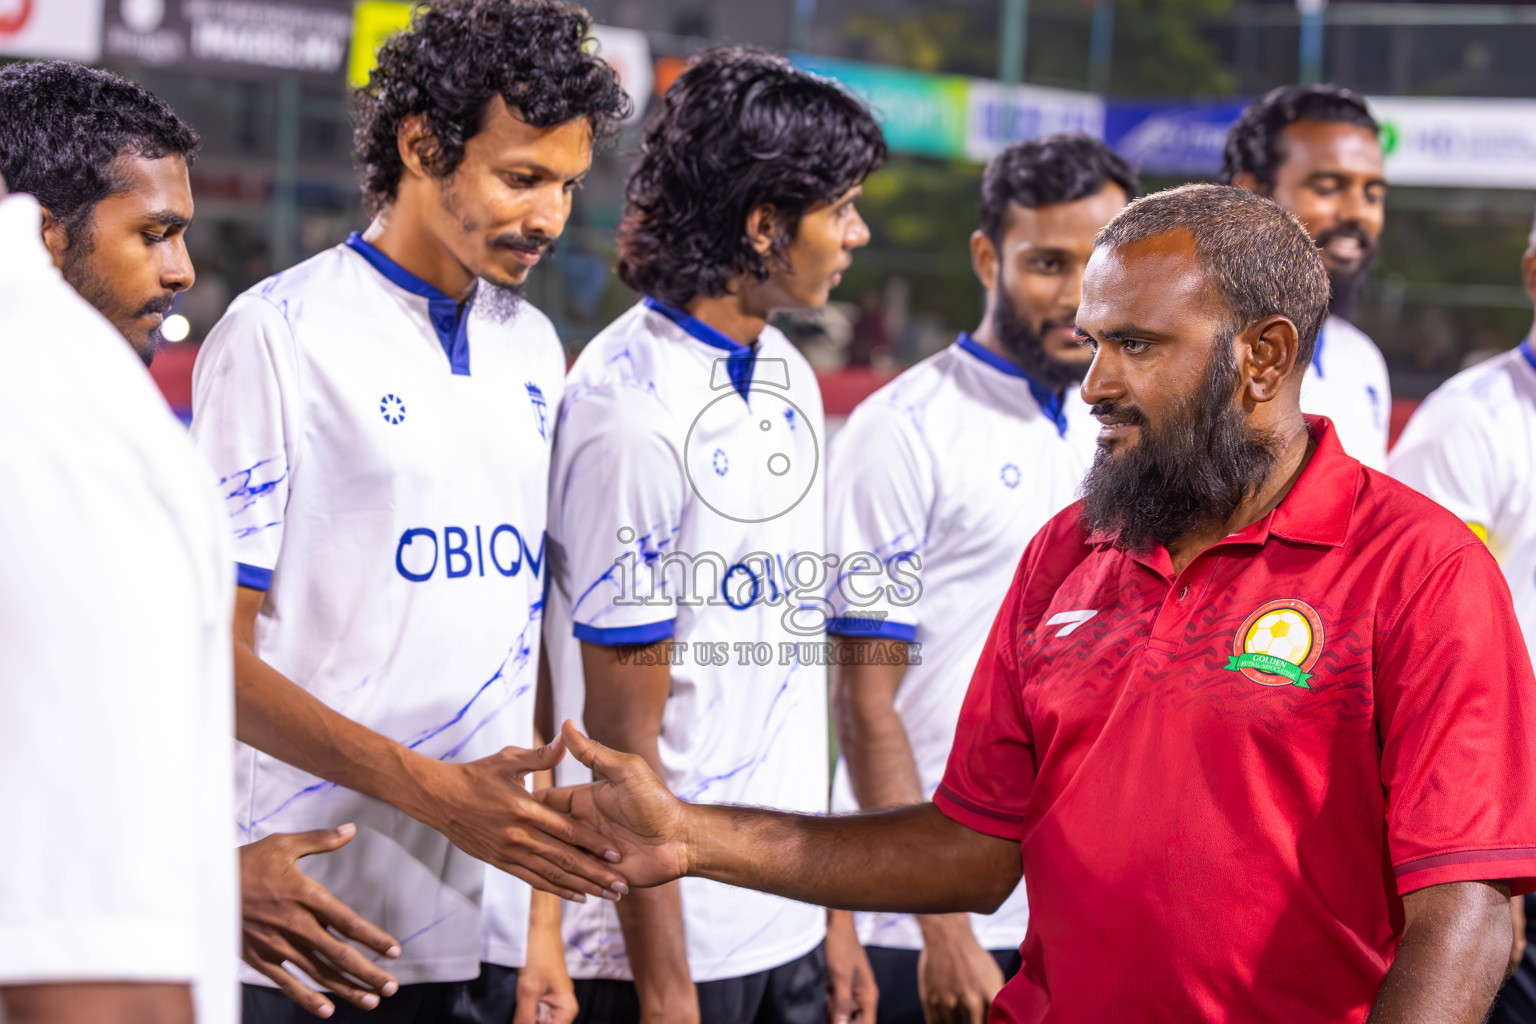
top-left (546, 47), bottom-right (886, 1024)
top-left (190, 2), bottom-right (632, 1020)
top-left (825, 136), bottom-right (1133, 1024)
top-left (1223, 85), bottom-right (1393, 470)
top-left (0, 169), bottom-right (236, 1024)
top-left (1391, 215), bottom-right (1536, 1024)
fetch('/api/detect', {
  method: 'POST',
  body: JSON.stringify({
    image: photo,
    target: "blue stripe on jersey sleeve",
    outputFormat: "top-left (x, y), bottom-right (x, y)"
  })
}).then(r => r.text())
top-left (826, 616), bottom-right (918, 642)
top-left (237, 562), bottom-right (274, 591)
top-left (573, 619), bottom-right (677, 646)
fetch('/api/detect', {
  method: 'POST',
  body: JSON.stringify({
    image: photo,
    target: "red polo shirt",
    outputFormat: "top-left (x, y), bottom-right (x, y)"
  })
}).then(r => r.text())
top-left (935, 417), bottom-right (1536, 1023)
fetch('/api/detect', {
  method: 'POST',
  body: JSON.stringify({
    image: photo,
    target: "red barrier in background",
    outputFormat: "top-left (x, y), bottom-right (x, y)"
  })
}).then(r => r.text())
top-left (150, 346), bottom-right (1421, 449)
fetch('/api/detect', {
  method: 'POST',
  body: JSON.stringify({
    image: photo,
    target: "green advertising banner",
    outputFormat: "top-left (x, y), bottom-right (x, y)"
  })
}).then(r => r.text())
top-left (791, 52), bottom-right (970, 161)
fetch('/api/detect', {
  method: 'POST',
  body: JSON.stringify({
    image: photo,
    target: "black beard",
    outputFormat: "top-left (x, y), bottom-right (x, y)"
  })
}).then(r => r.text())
top-left (991, 276), bottom-right (1088, 393)
top-left (1316, 223), bottom-right (1377, 321)
top-left (1081, 339), bottom-right (1283, 552)
top-left (473, 280), bottom-right (525, 323)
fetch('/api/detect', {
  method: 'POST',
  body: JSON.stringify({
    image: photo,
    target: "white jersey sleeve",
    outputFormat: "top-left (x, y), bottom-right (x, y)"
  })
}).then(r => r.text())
top-left (553, 385), bottom-right (688, 644)
top-left (825, 401), bottom-right (933, 640)
top-left (190, 293), bottom-right (301, 590)
top-left (1389, 390), bottom-right (1502, 531)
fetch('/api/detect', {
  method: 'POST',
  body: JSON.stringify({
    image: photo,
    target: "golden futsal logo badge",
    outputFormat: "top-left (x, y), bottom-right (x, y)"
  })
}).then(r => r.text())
top-left (1226, 599), bottom-right (1324, 690)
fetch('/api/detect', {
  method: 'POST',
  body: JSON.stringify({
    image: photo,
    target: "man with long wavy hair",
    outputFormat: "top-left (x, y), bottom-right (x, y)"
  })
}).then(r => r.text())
top-left (545, 47), bottom-right (886, 1024)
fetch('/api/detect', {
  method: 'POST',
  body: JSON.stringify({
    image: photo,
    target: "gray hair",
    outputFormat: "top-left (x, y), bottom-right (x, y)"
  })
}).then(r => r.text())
top-left (1094, 182), bottom-right (1330, 367)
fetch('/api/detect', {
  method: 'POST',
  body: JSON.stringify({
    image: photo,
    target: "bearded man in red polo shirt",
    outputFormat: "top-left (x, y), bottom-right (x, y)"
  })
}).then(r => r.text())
top-left (542, 183), bottom-right (1536, 1024)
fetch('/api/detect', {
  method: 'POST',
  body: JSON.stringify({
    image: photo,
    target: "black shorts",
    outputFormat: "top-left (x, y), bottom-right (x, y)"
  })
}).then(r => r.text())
top-left (863, 945), bottom-right (1022, 1024)
top-left (572, 945), bottom-right (826, 1024)
top-left (242, 962), bottom-right (519, 1024)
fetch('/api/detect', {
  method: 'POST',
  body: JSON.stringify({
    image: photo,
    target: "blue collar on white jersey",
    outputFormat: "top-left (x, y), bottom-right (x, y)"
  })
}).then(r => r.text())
top-left (643, 295), bottom-right (756, 400)
top-left (1311, 319), bottom-right (1328, 377)
top-left (345, 232), bottom-right (472, 376)
top-left (956, 332), bottom-right (1068, 438)
top-left (1521, 336), bottom-right (1536, 376)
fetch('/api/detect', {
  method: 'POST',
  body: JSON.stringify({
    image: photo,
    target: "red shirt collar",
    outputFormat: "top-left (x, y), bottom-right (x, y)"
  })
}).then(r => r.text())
top-left (1088, 415), bottom-right (1361, 568)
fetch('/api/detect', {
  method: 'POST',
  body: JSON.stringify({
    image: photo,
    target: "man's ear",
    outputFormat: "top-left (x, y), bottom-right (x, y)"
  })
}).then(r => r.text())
top-left (396, 113), bottom-right (438, 181)
top-left (38, 206), bottom-right (70, 271)
top-left (1229, 170), bottom-right (1265, 196)
top-left (1242, 314), bottom-right (1302, 404)
top-left (1522, 248), bottom-right (1536, 305)
top-left (745, 204), bottom-right (776, 256)
top-left (970, 229), bottom-right (998, 293)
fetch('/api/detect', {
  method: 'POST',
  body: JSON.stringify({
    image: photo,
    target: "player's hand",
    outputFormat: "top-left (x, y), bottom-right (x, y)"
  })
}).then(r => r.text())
top-left (825, 910), bottom-right (879, 1023)
top-left (240, 825), bottom-right (401, 1019)
top-left (513, 914), bottom-right (578, 1024)
top-left (917, 916), bottom-right (1005, 1024)
top-left (537, 721), bottom-right (691, 888)
top-left (415, 736), bottom-right (629, 903)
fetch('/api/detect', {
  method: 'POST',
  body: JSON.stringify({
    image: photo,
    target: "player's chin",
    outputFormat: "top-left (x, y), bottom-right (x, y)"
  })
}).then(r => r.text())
top-left (480, 258), bottom-right (534, 289)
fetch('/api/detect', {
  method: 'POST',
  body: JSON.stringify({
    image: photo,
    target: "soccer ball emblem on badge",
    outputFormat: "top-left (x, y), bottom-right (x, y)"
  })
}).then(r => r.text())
top-left (1225, 599), bottom-right (1325, 689)
top-left (684, 357), bottom-right (820, 524)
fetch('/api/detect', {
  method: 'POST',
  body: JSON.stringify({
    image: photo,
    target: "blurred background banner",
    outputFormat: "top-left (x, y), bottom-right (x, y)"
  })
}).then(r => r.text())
top-left (103, 0), bottom-right (352, 80)
top-left (1372, 97), bottom-right (1536, 189)
top-left (0, 0), bottom-right (103, 60)
top-left (4, 0), bottom-right (1530, 425)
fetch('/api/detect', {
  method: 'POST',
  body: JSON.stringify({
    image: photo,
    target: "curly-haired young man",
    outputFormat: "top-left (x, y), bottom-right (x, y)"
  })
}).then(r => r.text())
top-left (188, 2), bottom-right (630, 1021)
top-left (0, 60), bottom-right (197, 367)
top-left (544, 46), bottom-right (886, 1024)
top-left (1222, 85), bottom-right (1392, 470)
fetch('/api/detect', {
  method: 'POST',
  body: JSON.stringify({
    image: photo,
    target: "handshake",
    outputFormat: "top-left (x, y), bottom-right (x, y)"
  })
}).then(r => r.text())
top-left (237, 723), bottom-right (691, 1017)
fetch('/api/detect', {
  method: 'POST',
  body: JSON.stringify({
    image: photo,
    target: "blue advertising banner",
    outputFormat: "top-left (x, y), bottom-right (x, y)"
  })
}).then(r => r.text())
top-left (1103, 100), bottom-right (1249, 177)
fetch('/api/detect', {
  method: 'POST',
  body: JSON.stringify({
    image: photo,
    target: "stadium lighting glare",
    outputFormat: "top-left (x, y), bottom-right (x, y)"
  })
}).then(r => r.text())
top-left (161, 313), bottom-right (191, 343)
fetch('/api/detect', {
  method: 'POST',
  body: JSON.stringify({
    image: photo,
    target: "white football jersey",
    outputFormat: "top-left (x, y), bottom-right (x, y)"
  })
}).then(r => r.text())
top-left (191, 234), bottom-right (565, 984)
top-left (0, 195), bottom-right (236, 1023)
top-left (1389, 340), bottom-right (1536, 657)
top-left (549, 298), bottom-right (828, 982)
top-left (1300, 315), bottom-right (1392, 470)
top-left (825, 334), bottom-right (1096, 952)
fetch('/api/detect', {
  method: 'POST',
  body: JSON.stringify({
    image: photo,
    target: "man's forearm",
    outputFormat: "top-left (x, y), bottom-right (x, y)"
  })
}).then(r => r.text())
top-left (686, 802), bottom-right (1019, 915)
top-left (233, 645), bottom-right (440, 822)
top-left (835, 648), bottom-right (979, 942)
top-left (1368, 881), bottom-right (1512, 1024)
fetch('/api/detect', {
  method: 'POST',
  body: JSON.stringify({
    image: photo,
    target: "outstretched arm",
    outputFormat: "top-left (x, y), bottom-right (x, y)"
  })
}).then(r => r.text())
top-left (233, 587), bottom-right (627, 903)
top-left (546, 722), bottom-right (1021, 915)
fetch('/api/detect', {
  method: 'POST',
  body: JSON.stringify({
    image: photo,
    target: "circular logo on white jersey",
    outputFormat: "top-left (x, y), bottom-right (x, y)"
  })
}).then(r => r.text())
top-left (684, 363), bottom-right (819, 524)
top-left (380, 393), bottom-right (406, 425)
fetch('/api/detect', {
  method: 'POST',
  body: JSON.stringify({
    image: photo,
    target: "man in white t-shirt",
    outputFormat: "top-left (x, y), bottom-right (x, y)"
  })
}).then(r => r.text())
top-left (1223, 85), bottom-right (1393, 469)
top-left (0, 177), bottom-right (236, 1024)
top-left (0, 60), bottom-right (411, 1021)
top-left (826, 136), bottom-right (1132, 1024)
top-left (1391, 221), bottom-right (1536, 1024)
top-left (191, 2), bottom-right (631, 1020)
top-left (547, 47), bottom-right (885, 1024)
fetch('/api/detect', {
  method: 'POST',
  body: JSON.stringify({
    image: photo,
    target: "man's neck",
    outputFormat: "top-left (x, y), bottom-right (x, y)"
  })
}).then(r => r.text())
top-left (686, 288), bottom-right (768, 347)
top-left (362, 209), bottom-right (475, 304)
top-left (1164, 415), bottom-right (1315, 575)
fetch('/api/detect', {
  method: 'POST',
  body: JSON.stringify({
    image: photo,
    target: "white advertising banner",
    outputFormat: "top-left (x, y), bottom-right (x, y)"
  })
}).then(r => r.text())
top-left (965, 79), bottom-right (1105, 163)
top-left (0, 0), bottom-right (103, 60)
top-left (588, 23), bottom-right (651, 124)
top-left (1370, 97), bottom-right (1536, 190)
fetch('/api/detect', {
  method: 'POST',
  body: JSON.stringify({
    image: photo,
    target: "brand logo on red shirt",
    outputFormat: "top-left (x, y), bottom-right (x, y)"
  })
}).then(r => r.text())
top-left (1226, 599), bottom-right (1325, 689)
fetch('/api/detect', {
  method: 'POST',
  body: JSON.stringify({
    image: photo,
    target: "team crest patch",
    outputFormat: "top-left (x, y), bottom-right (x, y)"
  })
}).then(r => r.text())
top-left (1225, 599), bottom-right (1324, 689)
top-left (525, 382), bottom-right (549, 440)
